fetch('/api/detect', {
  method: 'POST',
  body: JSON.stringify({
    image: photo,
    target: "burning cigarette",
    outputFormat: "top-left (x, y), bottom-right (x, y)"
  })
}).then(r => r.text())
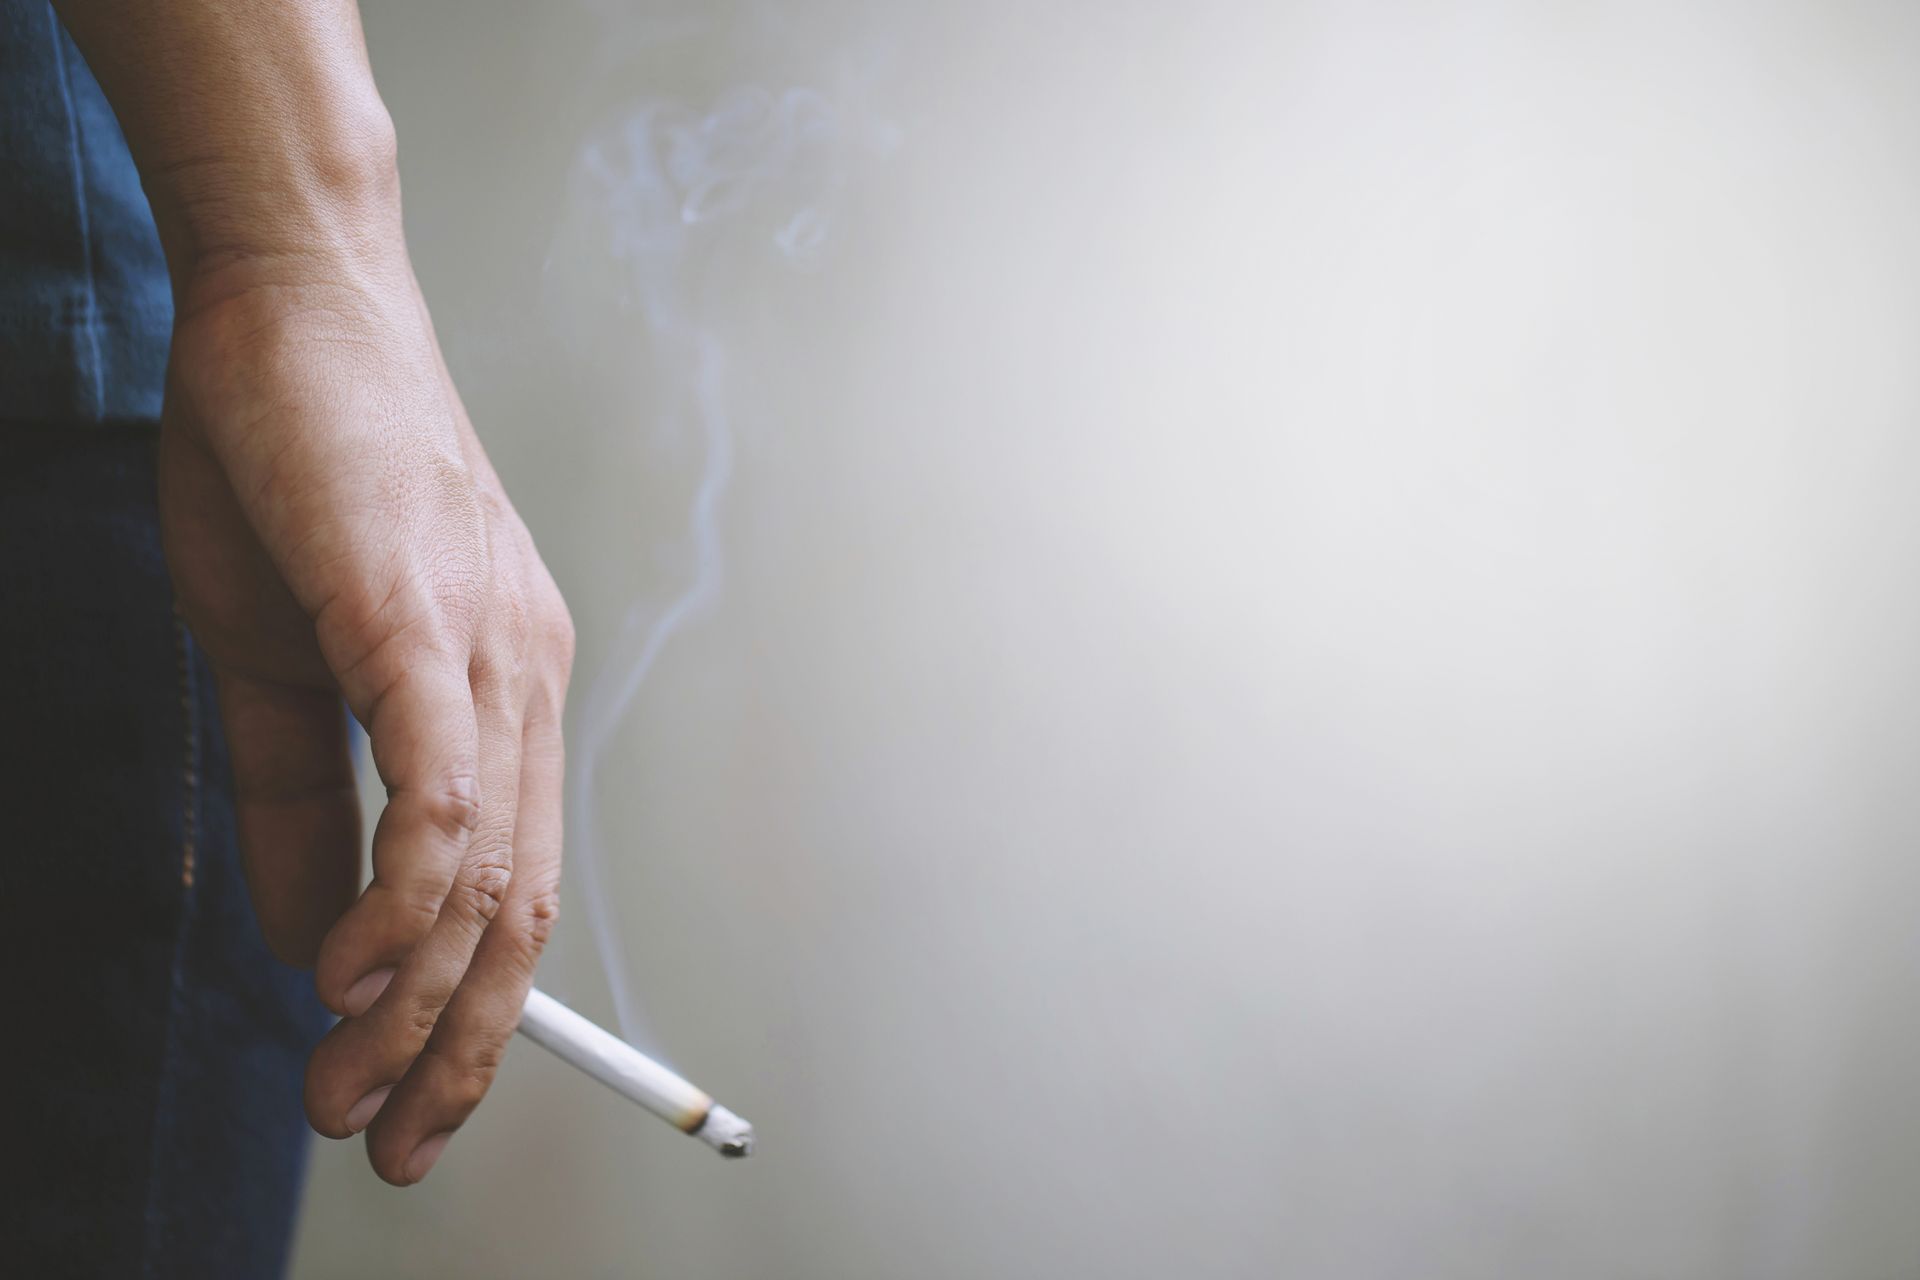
top-left (517, 987), bottom-right (755, 1158)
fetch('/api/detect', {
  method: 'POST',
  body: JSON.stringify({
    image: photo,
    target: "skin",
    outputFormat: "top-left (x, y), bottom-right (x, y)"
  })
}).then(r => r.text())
top-left (52, 0), bottom-right (575, 1185)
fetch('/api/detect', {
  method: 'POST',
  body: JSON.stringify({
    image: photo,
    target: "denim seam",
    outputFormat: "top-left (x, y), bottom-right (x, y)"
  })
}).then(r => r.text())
top-left (139, 612), bottom-right (203, 1278)
top-left (46, 10), bottom-right (107, 419)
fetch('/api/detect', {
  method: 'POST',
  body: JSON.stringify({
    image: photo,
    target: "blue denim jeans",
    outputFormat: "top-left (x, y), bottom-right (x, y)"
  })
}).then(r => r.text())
top-left (1, 425), bottom-right (329, 1278)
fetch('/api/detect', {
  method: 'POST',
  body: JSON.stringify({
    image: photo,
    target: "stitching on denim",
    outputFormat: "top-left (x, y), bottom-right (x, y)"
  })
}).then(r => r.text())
top-left (139, 612), bottom-right (202, 1277)
top-left (45, 12), bottom-right (107, 419)
top-left (177, 613), bottom-right (199, 888)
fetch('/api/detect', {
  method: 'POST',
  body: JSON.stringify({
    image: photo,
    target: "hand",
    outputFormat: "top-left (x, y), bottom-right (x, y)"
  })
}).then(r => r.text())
top-left (47, 0), bottom-right (575, 1185)
top-left (158, 234), bottom-right (575, 1185)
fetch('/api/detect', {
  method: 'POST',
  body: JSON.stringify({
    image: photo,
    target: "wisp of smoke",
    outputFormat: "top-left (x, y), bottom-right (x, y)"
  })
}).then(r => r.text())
top-left (551, 75), bottom-right (892, 1047)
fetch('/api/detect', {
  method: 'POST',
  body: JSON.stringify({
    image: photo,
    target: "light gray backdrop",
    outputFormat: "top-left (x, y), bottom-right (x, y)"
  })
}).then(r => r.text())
top-left (292, 2), bottom-right (1920, 1276)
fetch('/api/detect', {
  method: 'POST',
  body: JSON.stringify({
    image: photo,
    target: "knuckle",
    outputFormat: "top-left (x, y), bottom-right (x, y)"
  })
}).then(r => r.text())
top-left (445, 1074), bottom-right (492, 1118)
top-left (500, 888), bottom-right (561, 969)
top-left (392, 882), bottom-right (449, 931)
top-left (405, 1002), bottom-right (443, 1044)
top-left (526, 888), bottom-right (561, 950)
top-left (460, 1032), bottom-right (508, 1082)
top-left (422, 774), bottom-right (483, 841)
top-left (446, 1070), bottom-right (490, 1114)
top-left (453, 855), bottom-right (512, 925)
top-left (421, 1039), bottom-right (499, 1113)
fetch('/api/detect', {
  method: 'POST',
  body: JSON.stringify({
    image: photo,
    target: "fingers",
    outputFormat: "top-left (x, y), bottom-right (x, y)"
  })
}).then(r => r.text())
top-left (364, 697), bottom-right (564, 1184)
top-left (150, 258), bottom-right (580, 1189)
top-left (284, 498), bottom-right (572, 1180)
top-left (217, 669), bottom-right (360, 967)
top-left (312, 659), bottom-right (482, 1012)
top-left (304, 654), bottom-right (523, 1144)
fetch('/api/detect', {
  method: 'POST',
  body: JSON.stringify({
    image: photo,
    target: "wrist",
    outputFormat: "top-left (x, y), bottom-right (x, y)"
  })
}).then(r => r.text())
top-left (49, 0), bottom-right (405, 290)
top-left (148, 108), bottom-right (405, 307)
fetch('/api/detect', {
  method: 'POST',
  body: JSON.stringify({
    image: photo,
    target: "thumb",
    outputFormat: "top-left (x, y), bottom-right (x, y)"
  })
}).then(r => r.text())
top-left (216, 669), bottom-right (362, 968)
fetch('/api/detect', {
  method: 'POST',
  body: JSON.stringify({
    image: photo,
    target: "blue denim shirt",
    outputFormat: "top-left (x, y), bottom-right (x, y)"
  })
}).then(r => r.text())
top-left (0, 0), bottom-right (172, 423)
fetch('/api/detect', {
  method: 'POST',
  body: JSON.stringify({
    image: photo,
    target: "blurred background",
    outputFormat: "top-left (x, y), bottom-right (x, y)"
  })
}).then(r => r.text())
top-left (292, 2), bottom-right (1920, 1276)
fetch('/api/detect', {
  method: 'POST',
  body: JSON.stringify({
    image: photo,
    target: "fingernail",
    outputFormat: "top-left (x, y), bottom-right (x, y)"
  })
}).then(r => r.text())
top-left (345, 1085), bottom-right (393, 1134)
top-left (344, 968), bottom-right (396, 1017)
top-left (405, 1132), bottom-right (454, 1183)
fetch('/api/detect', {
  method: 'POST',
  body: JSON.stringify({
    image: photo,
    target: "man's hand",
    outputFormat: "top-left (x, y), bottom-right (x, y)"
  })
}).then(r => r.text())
top-left (53, 0), bottom-right (574, 1185)
top-left (163, 259), bottom-right (574, 1186)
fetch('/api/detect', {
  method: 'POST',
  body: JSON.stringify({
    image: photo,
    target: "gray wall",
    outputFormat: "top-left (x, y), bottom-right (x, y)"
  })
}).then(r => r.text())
top-left (293, 3), bottom-right (1920, 1276)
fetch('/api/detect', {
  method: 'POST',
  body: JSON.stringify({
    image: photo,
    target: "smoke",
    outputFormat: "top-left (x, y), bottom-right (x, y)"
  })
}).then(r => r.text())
top-left (549, 62), bottom-right (895, 1047)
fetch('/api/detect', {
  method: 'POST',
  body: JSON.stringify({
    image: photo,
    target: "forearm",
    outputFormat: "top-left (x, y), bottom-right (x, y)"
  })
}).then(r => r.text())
top-left (49, 0), bottom-right (401, 301)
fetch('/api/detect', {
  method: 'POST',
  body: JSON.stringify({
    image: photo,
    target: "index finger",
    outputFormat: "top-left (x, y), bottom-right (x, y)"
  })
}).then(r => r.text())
top-left (312, 656), bottom-right (482, 1016)
top-left (363, 694), bottom-right (564, 1183)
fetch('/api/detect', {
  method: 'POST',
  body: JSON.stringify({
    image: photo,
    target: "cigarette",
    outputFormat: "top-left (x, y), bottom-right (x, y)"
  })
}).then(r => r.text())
top-left (516, 987), bottom-right (755, 1158)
